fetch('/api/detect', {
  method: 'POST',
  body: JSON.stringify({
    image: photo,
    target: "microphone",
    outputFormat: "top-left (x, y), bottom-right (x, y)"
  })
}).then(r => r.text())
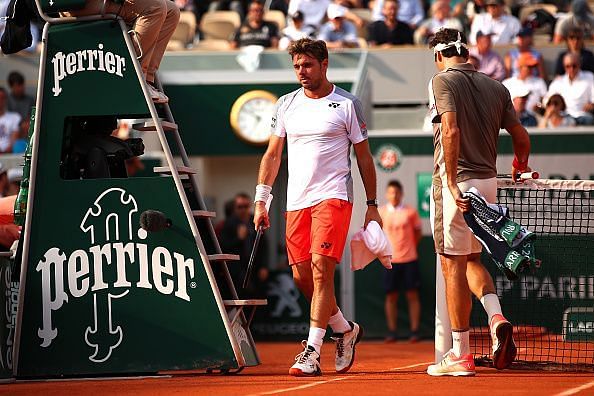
top-left (140, 210), bottom-right (172, 232)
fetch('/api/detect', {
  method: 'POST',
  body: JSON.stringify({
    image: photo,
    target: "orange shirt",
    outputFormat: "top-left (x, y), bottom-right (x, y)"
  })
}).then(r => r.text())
top-left (379, 204), bottom-right (421, 264)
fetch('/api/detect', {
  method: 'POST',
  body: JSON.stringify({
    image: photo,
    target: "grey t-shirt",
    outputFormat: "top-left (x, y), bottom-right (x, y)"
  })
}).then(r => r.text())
top-left (429, 63), bottom-right (519, 186)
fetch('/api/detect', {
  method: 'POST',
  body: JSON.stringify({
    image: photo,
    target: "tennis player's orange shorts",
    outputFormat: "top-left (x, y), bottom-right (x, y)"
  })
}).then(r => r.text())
top-left (285, 198), bottom-right (353, 265)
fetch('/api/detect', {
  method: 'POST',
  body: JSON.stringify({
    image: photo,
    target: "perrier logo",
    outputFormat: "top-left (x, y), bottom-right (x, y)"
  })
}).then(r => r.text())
top-left (36, 188), bottom-right (196, 363)
top-left (51, 43), bottom-right (127, 97)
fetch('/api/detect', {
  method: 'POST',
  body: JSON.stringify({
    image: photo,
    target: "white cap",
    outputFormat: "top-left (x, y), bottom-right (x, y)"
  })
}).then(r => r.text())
top-left (327, 3), bottom-right (347, 19)
top-left (510, 86), bottom-right (531, 100)
top-left (7, 167), bottom-right (23, 183)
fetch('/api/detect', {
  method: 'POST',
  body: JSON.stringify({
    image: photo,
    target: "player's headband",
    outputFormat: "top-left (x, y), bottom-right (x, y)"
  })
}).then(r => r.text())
top-left (433, 31), bottom-right (468, 55)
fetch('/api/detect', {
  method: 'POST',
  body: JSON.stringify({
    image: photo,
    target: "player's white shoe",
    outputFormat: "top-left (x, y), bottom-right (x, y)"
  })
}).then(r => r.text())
top-left (289, 341), bottom-right (322, 377)
top-left (490, 314), bottom-right (517, 370)
top-left (332, 321), bottom-right (363, 373)
top-left (427, 350), bottom-right (476, 377)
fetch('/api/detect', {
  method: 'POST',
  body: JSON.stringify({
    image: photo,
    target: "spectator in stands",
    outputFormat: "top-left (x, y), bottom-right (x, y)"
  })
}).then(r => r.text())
top-left (414, 0), bottom-right (463, 44)
top-left (555, 27), bottom-right (594, 76)
top-left (510, 87), bottom-right (538, 127)
top-left (504, 27), bottom-right (546, 80)
top-left (0, 88), bottom-right (20, 154)
top-left (372, 0), bottom-right (424, 29)
top-left (279, 11), bottom-right (315, 50)
top-left (469, 0), bottom-right (520, 45)
top-left (539, 94), bottom-right (577, 128)
top-left (318, 3), bottom-right (360, 48)
top-left (11, 117), bottom-right (29, 154)
top-left (554, 0), bottom-right (594, 43)
top-left (66, 0), bottom-right (179, 104)
top-left (546, 52), bottom-right (594, 125)
top-left (6, 72), bottom-right (35, 121)
top-left (367, 0), bottom-right (414, 46)
top-left (502, 53), bottom-right (547, 113)
top-left (221, 192), bottom-right (269, 298)
top-left (231, 0), bottom-right (280, 48)
top-left (269, 0), bottom-right (290, 15)
top-left (470, 31), bottom-right (505, 81)
top-left (288, 0), bottom-right (332, 29)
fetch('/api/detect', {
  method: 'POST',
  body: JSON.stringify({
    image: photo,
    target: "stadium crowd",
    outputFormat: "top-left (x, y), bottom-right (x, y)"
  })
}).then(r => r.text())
top-left (2, 0), bottom-right (594, 137)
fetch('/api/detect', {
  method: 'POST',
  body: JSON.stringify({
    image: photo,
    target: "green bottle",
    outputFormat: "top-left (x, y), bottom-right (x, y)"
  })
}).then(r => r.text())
top-left (14, 108), bottom-right (35, 226)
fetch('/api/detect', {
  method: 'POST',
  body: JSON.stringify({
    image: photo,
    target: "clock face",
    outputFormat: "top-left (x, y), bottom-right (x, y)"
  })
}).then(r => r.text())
top-left (230, 91), bottom-right (278, 145)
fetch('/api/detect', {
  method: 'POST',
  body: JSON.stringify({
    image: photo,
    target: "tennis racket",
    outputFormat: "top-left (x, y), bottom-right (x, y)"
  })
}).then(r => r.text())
top-left (242, 194), bottom-right (273, 290)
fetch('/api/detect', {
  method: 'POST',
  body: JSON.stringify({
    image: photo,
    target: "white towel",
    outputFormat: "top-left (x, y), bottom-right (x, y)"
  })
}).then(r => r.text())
top-left (350, 221), bottom-right (393, 271)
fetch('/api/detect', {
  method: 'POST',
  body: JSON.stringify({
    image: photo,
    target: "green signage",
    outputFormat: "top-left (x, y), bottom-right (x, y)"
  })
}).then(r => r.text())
top-left (417, 172), bottom-right (432, 218)
top-left (15, 20), bottom-right (241, 377)
top-left (0, 257), bottom-right (16, 379)
top-left (563, 308), bottom-right (594, 341)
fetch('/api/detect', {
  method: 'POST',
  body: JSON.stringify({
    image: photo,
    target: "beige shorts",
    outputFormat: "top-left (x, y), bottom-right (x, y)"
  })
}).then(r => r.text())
top-left (430, 177), bottom-right (497, 256)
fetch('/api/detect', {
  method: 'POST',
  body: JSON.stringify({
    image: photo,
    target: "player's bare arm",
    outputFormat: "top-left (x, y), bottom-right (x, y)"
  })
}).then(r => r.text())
top-left (353, 139), bottom-right (382, 228)
top-left (254, 135), bottom-right (285, 230)
top-left (440, 111), bottom-right (470, 212)
top-left (506, 122), bottom-right (531, 182)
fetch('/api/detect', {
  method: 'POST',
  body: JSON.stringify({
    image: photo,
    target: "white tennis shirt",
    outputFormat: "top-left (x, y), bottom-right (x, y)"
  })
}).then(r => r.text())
top-left (272, 85), bottom-right (368, 211)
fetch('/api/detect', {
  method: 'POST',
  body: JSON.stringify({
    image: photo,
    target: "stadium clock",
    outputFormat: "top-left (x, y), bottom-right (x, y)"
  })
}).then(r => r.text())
top-left (230, 90), bottom-right (278, 146)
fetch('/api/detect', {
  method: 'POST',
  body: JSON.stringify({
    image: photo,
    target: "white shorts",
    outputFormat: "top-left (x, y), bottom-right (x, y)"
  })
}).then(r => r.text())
top-left (430, 177), bottom-right (497, 256)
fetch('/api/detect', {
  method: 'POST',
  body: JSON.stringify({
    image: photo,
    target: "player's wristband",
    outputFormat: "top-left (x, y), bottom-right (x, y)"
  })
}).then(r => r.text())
top-left (512, 156), bottom-right (528, 171)
top-left (366, 199), bottom-right (378, 207)
top-left (255, 184), bottom-right (272, 204)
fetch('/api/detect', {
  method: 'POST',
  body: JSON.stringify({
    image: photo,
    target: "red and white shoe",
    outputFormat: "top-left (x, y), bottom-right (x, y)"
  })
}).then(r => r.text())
top-left (427, 350), bottom-right (475, 377)
top-left (490, 314), bottom-right (517, 370)
top-left (289, 341), bottom-right (322, 377)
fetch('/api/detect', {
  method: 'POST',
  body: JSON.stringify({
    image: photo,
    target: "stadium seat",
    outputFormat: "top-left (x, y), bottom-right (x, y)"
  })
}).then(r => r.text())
top-left (264, 10), bottom-right (287, 30)
top-left (168, 11), bottom-right (197, 50)
top-left (200, 11), bottom-right (241, 41)
top-left (193, 39), bottom-right (232, 51)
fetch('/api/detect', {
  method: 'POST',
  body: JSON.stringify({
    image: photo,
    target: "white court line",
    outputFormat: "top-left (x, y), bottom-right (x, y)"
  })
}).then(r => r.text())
top-left (391, 361), bottom-right (434, 371)
top-left (553, 380), bottom-right (594, 396)
top-left (248, 377), bottom-right (349, 396)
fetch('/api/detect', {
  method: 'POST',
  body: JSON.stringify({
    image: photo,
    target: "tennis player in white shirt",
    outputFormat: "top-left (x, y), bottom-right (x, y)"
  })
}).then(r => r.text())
top-left (254, 38), bottom-right (382, 377)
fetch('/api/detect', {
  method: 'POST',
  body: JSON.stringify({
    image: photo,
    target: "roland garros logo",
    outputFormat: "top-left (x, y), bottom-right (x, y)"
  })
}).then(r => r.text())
top-left (51, 44), bottom-right (127, 97)
top-left (375, 144), bottom-right (403, 172)
top-left (36, 188), bottom-right (196, 363)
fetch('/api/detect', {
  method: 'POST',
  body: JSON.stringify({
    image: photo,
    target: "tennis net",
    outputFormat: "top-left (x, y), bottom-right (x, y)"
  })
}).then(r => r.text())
top-left (470, 178), bottom-right (594, 371)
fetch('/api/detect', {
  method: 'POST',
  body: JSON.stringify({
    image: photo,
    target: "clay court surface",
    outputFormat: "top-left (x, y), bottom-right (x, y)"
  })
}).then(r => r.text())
top-left (4, 341), bottom-right (594, 395)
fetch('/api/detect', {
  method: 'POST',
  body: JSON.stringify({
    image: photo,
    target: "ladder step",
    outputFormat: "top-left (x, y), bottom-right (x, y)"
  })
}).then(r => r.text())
top-left (223, 299), bottom-right (267, 307)
top-left (132, 120), bottom-right (178, 132)
top-left (153, 166), bottom-right (196, 175)
top-left (208, 254), bottom-right (240, 262)
top-left (192, 210), bottom-right (216, 218)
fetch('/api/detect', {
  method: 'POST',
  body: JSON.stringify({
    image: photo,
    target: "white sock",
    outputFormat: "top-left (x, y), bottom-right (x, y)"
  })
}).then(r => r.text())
top-left (328, 308), bottom-right (352, 333)
top-left (307, 327), bottom-right (326, 354)
top-left (452, 330), bottom-right (470, 357)
top-left (480, 293), bottom-right (503, 323)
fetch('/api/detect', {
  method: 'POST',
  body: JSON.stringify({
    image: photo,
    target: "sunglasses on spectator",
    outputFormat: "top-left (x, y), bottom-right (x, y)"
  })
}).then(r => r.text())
top-left (564, 63), bottom-right (579, 69)
top-left (568, 36), bottom-right (582, 40)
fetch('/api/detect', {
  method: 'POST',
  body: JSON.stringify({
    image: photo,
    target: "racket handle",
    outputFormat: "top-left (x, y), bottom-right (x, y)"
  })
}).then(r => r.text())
top-left (517, 171), bottom-right (539, 180)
